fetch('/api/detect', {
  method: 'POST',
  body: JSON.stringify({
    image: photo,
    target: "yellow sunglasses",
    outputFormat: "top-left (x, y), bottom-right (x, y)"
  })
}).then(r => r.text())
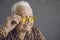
top-left (19, 16), bottom-right (37, 23)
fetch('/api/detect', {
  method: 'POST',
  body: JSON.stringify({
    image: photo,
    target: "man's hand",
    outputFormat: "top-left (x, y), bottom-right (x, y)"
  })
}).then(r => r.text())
top-left (4, 14), bottom-right (20, 33)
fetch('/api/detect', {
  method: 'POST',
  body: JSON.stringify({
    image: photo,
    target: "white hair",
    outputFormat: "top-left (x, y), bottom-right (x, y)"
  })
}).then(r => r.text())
top-left (11, 1), bottom-right (33, 15)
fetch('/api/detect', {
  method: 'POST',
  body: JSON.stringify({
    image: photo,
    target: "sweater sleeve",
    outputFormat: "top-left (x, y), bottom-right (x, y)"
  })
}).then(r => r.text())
top-left (0, 26), bottom-right (5, 40)
top-left (0, 25), bottom-right (8, 38)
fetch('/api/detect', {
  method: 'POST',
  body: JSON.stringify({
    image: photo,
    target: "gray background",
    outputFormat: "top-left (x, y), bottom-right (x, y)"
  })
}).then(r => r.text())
top-left (0, 0), bottom-right (60, 40)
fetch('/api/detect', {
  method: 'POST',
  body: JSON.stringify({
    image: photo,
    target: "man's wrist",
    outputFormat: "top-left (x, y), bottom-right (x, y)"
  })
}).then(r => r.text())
top-left (4, 25), bottom-right (11, 35)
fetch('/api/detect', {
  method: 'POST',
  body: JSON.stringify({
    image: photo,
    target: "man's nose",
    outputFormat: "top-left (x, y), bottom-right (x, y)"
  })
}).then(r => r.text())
top-left (25, 18), bottom-right (30, 24)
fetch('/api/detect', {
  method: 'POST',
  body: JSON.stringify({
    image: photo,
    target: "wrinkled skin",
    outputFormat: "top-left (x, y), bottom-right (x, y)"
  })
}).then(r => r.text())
top-left (15, 6), bottom-right (34, 32)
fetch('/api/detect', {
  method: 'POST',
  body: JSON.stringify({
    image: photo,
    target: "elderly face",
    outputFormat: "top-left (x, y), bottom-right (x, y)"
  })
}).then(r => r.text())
top-left (16, 6), bottom-right (34, 32)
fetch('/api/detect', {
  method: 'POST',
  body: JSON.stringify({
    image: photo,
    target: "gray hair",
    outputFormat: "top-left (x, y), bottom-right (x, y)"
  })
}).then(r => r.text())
top-left (11, 1), bottom-right (33, 15)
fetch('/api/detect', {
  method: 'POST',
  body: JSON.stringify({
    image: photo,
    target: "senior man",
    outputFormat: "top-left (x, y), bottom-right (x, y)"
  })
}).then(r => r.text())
top-left (0, 1), bottom-right (46, 40)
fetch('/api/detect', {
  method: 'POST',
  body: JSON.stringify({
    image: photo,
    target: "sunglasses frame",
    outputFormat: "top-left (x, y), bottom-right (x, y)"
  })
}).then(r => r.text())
top-left (19, 16), bottom-right (37, 23)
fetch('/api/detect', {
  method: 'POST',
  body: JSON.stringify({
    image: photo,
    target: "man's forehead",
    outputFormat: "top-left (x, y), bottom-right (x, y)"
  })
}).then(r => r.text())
top-left (16, 6), bottom-right (33, 16)
top-left (22, 13), bottom-right (33, 16)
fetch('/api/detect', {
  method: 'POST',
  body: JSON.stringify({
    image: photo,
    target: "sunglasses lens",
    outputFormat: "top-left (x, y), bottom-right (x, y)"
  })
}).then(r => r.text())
top-left (21, 17), bottom-right (27, 23)
top-left (33, 16), bottom-right (37, 21)
top-left (29, 16), bottom-right (37, 22)
top-left (29, 17), bottom-right (34, 22)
